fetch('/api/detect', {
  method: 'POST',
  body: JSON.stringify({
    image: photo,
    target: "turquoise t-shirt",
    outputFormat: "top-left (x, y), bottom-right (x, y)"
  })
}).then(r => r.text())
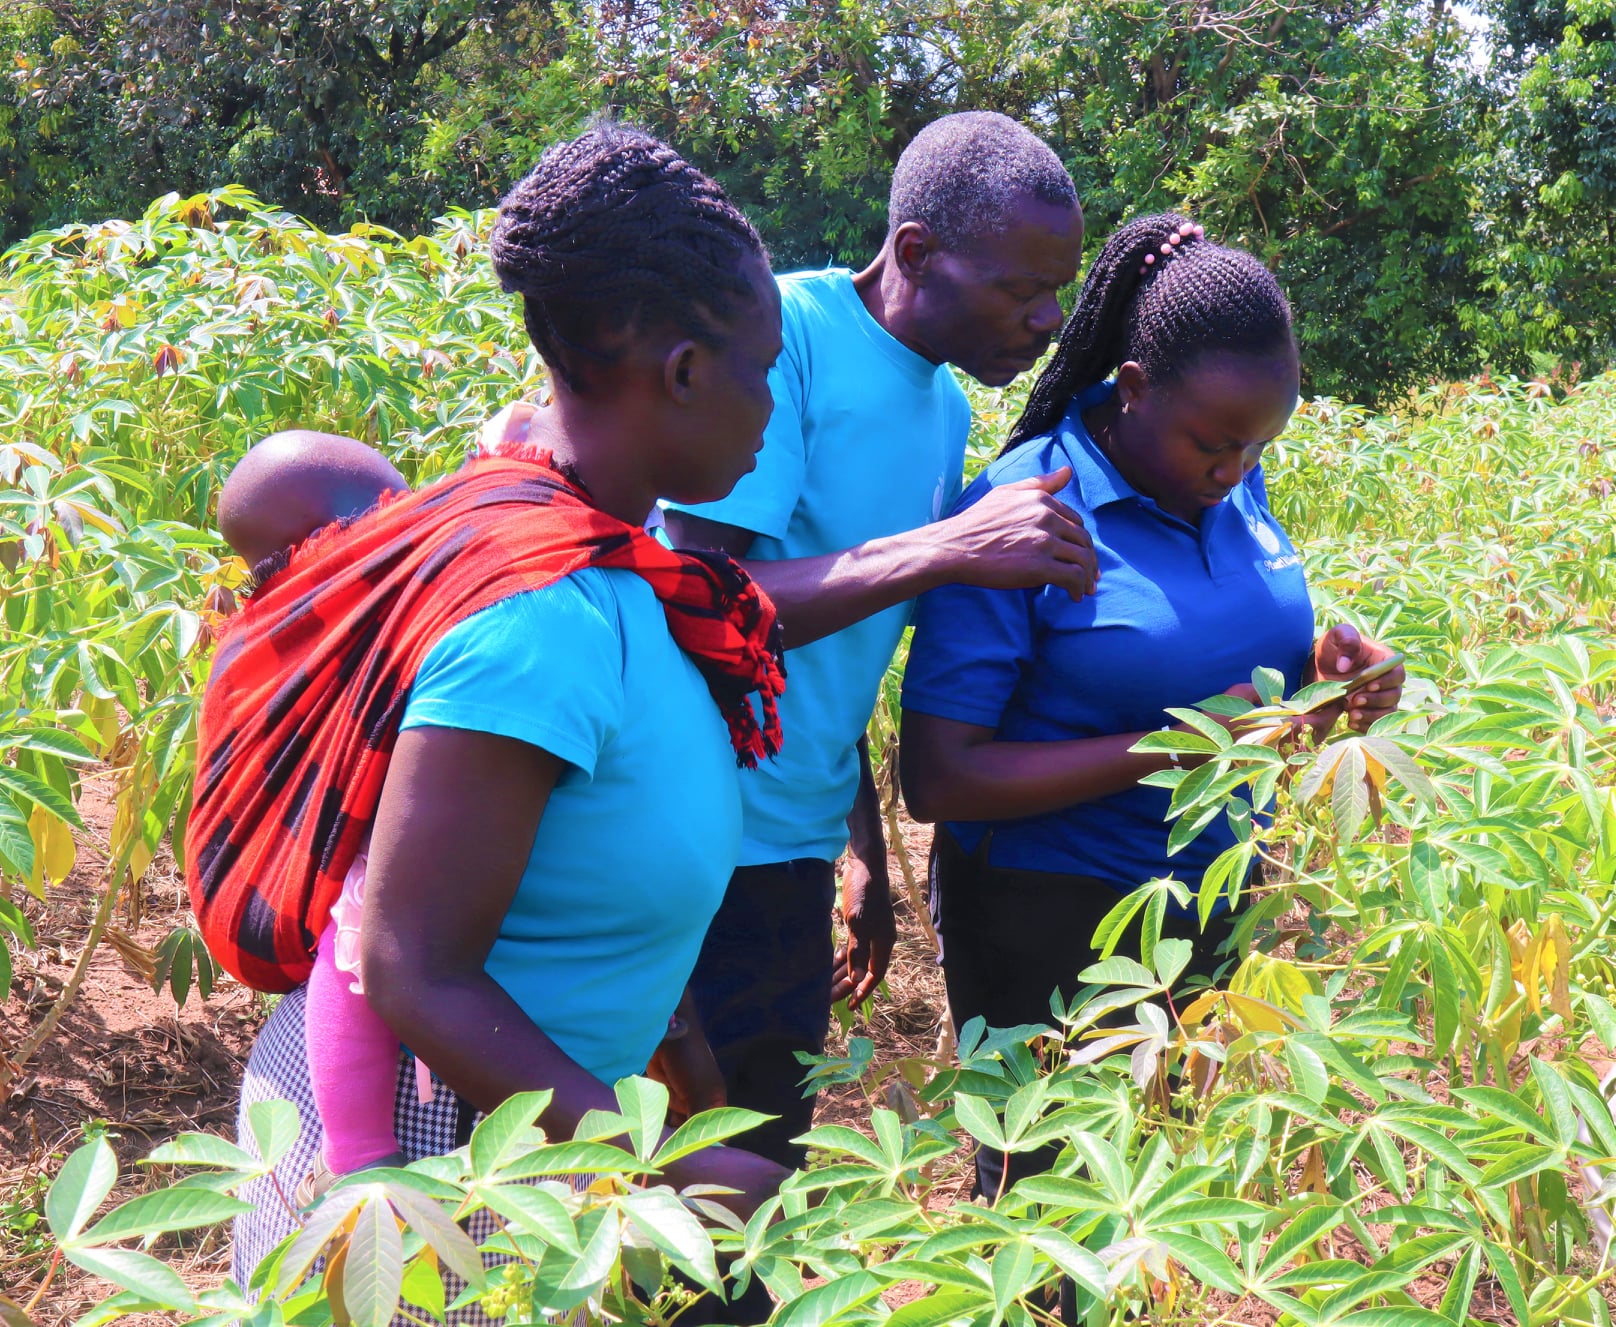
top-left (398, 568), bottom-right (740, 1085)
top-left (666, 268), bottom-right (970, 864)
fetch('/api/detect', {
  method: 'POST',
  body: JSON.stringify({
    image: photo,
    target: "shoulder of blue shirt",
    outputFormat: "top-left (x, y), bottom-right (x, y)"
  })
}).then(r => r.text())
top-left (401, 570), bottom-right (630, 779)
top-left (777, 266), bottom-right (857, 328)
top-left (953, 380), bottom-right (1104, 518)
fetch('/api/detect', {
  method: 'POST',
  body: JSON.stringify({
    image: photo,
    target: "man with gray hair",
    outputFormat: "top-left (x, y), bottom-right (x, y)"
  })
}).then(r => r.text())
top-left (664, 108), bottom-right (1089, 1215)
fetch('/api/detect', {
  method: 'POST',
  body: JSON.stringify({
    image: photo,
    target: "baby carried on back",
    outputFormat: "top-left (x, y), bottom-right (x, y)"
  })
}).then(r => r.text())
top-left (193, 426), bottom-right (785, 1193)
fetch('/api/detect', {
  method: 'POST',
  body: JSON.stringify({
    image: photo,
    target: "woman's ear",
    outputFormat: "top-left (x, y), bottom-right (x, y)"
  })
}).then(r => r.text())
top-left (663, 339), bottom-right (701, 402)
top-left (1114, 360), bottom-right (1149, 410)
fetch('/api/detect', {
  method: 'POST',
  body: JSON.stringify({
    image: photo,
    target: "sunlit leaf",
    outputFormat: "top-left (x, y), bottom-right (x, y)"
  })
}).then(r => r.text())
top-left (45, 1139), bottom-right (118, 1241)
top-left (78, 1188), bottom-right (253, 1244)
top-left (62, 1246), bottom-right (197, 1310)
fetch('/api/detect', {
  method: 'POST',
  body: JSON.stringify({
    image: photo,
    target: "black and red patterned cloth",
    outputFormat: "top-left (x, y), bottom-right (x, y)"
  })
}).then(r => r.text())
top-left (185, 446), bottom-right (785, 993)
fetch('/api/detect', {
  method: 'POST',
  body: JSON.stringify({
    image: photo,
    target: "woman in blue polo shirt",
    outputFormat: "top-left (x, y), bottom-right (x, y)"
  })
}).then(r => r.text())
top-left (900, 216), bottom-right (1403, 1186)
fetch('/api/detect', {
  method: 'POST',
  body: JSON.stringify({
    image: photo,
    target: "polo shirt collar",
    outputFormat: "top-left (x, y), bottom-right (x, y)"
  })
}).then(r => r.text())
top-left (1054, 381), bottom-right (1143, 512)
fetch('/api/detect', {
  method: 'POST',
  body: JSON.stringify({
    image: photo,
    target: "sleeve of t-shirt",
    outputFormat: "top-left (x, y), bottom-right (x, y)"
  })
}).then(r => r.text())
top-left (902, 460), bottom-right (1042, 727)
top-left (662, 308), bottom-right (809, 542)
top-left (400, 578), bottom-right (623, 780)
top-left (901, 575), bottom-right (1037, 730)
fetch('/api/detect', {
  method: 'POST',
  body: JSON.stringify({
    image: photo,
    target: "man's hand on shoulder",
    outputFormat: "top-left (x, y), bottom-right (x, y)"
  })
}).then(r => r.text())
top-left (926, 467), bottom-right (1098, 600)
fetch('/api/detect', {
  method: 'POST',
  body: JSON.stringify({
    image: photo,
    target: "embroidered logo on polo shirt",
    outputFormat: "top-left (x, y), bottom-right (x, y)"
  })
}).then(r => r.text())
top-left (1249, 515), bottom-right (1302, 572)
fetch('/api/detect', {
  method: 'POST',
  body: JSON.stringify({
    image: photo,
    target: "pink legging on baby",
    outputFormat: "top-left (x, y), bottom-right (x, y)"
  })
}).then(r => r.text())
top-left (305, 917), bottom-right (403, 1174)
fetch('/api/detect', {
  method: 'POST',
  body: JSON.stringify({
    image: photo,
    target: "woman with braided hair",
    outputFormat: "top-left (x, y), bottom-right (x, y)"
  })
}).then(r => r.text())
top-left (216, 122), bottom-right (790, 1310)
top-left (899, 214), bottom-right (1405, 1213)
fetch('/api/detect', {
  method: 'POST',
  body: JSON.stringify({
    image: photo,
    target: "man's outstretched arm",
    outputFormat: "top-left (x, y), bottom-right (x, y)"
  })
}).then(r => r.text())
top-left (663, 467), bottom-right (1097, 651)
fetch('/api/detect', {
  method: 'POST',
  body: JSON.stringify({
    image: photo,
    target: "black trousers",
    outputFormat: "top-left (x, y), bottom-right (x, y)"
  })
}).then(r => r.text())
top-left (688, 857), bottom-right (837, 1170)
top-left (930, 826), bottom-right (1239, 1201)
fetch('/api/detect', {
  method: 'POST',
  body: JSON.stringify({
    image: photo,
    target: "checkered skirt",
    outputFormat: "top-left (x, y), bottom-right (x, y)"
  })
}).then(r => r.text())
top-left (232, 984), bottom-right (500, 1325)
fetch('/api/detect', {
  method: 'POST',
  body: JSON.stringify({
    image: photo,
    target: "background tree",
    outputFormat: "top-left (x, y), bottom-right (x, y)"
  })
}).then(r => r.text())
top-left (1, 0), bottom-right (1611, 400)
top-left (3, 0), bottom-right (522, 234)
top-left (418, 0), bottom-right (1505, 398)
top-left (1473, 0), bottom-right (1616, 375)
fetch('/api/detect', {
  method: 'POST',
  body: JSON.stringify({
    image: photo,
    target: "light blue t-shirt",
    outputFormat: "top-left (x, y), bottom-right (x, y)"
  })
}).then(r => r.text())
top-left (666, 268), bottom-right (970, 864)
top-left (399, 568), bottom-right (740, 1085)
top-left (902, 383), bottom-right (1316, 899)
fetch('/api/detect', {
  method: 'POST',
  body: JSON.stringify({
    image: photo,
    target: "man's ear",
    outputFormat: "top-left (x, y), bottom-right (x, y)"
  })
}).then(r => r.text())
top-left (890, 220), bottom-right (940, 285)
top-left (663, 339), bottom-right (701, 402)
top-left (1114, 360), bottom-right (1149, 409)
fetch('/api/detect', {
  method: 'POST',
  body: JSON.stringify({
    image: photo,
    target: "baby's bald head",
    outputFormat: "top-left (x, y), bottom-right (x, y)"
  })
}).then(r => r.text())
top-left (219, 431), bottom-right (409, 571)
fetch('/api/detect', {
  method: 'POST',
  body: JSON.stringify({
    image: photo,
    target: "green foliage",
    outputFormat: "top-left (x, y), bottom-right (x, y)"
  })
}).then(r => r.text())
top-left (1474, 0), bottom-right (1616, 374)
top-left (0, 187), bottom-right (538, 1095)
top-left (4, 2), bottom-right (1613, 400)
top-left (1, 1), bottom-right (522, 237)
top-left (1273, 378), bottom-right (1616, 653)
top-left (0, 1164), bottom-right (53, 1289)
top-left (8, 190), bottom-right (1616, 1323)
top-left (417, 0), bottom-right (1510, 398)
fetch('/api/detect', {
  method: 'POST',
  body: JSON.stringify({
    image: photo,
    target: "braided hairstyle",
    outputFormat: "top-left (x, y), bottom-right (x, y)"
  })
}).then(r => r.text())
top-left (1007, 213), bottom-right (1293, 450)
top-left (490, 122), bottom-right (767, 393)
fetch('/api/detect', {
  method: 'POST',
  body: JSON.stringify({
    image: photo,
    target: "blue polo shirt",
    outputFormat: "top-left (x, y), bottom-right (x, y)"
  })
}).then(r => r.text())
top-left (901, 383), bottom-right (1315, 896)
top-left (666, 268), bottom-right (969, 864)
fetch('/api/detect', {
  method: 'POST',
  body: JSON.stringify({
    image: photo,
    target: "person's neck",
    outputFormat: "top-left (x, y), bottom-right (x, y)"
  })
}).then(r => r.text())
top-left (1080, 394), bottom-right (1123, 469)
top-left (851, 250), bottom-right (943, 365)
top-left (525, 398), bottom-right (657, 527)
top-left (1082, 395), bottom-right (1201, 526)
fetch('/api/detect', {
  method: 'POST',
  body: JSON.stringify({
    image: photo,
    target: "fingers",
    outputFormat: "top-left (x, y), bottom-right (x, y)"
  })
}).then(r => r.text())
top-left (1316, 622), bottom-right (1365, 676)
top-left (1048, 552), bottom-right (1100, 601)
top-left (830, 940), bottom-right (853, 1002)
top-left (1031, 466), bottom-right (1073, 495)
top-left (1028, 495), bottom-right (1098, 597)
top-left (1004, 468), bottom-right (1074, 495)
top-left (998, 487), bottom-right (1100, 598)
top-left (949, 476), bottom-right (1100, 596)
top-left (831, 938), bottom-right (861, 1004)
top-left (850, 937), bottom-right (894, 1005)
top-left (832, 937), bottom-right (893, 1010)
top-left (1345, 673), bottom-right (1406, 731)
top-left (849, 955), bottom-right (878, 1007)
top-left (832, 972), bottom-right (873, 1007)
top-left (970, 478), bottom-right (1086, 538)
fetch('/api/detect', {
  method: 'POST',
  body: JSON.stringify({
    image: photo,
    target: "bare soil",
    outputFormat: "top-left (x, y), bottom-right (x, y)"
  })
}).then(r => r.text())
top-left (2, 779), bottom-right (261, 1324)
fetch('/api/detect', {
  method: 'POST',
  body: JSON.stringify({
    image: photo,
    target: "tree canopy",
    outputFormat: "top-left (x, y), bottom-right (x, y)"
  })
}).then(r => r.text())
top-left (3, 0), bottom-right (1611, 401)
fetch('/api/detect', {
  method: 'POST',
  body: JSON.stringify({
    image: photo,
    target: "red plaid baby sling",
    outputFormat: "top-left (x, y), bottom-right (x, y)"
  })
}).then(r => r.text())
top-left (185, 447), bottom-right (785, 992)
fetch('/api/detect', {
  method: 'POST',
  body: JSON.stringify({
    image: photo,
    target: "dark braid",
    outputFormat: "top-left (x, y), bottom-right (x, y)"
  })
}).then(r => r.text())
top-left (490, 122), bottom-right (767, 392)
top-left (1007, 213), bottom-right (1293, 450)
